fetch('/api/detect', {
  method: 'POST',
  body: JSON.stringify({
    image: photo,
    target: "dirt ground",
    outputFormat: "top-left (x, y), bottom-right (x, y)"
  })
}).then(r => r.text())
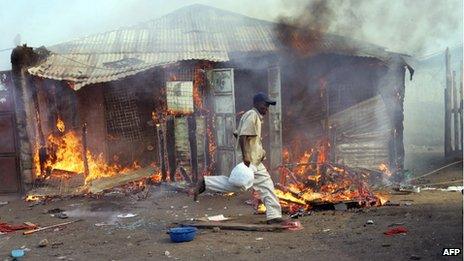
top-left (0, 173), bottom-right (462, 261)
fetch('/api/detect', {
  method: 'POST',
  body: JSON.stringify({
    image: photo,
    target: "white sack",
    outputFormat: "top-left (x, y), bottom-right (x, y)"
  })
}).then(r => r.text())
top-left (228, 163), bottom-right (255, 190)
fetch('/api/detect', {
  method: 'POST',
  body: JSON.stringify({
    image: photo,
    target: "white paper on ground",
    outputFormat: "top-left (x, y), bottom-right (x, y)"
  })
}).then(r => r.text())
top-left (207, 214), bottom-right (229, 221)
top-left (117, 213), bottom-right (138, 218)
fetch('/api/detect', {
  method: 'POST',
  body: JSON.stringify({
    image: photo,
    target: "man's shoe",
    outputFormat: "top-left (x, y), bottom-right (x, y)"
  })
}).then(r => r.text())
top-left (266, 217), bottom-right (285, 225)
top-left (192, 177), bottom-right (206, 201)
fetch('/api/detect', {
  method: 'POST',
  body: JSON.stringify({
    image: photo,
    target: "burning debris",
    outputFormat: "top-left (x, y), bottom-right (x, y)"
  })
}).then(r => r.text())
top-left (255, 143), bottom-right (389, 215)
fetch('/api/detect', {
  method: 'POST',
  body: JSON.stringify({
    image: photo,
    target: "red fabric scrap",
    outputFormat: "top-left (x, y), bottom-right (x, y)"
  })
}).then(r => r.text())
top-left (384, 226), bottom-right (408, 236)
top-left (0, 223), bottom-right (36, 233)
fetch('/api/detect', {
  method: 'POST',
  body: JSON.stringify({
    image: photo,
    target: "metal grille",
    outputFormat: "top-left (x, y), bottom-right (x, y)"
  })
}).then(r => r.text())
top-left (104, 84), bottom-right (142, 141)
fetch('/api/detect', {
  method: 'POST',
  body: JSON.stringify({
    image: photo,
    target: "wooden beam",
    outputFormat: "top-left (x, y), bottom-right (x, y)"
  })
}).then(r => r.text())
top-left (187, 115), bottom-right (198, 183)
top-left (87, 166), bottom-right (156, 193)
top-left (156, 124), bottom-right (167, 181)
top-left (453, 70), bottom-right (460, 152)
top-left (175, 221), bottom-right (288, 232)
top-left (460, 61), bottom-right (463, 151)
top-left (445, 48), bottom-right (452, 156)
top-left (81, 123), bottom-right (89, 177)
top-left (166, 116), bottom-right (177, 181)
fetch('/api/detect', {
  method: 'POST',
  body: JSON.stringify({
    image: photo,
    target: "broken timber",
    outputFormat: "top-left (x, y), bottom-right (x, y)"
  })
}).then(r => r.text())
top-left (87, 166), bottom-right (156, 194)
top-left (175, 221), bottom-right (288, 232)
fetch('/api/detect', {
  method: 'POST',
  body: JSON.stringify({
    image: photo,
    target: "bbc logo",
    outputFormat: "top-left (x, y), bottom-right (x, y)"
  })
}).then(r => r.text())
top-left (442, 248), bottom-right (462, 256)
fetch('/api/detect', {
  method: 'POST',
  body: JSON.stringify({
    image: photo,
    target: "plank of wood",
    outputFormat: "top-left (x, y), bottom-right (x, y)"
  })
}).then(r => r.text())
top-left (187, 115), bottom-right (198, 183)
top-left (175, 221), bottom-right (287, 232)
top-left (166, 116), bottom-right (177, 181)
top-left (87, 166), bottom-right (156, 194)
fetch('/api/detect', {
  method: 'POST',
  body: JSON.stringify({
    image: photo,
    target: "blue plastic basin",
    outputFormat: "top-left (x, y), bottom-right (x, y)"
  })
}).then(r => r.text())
top-left (169, 226), bottom-right (197, 243)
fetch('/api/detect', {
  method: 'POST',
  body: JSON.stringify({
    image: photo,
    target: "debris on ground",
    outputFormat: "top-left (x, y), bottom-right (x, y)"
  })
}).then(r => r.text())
top-left (366, 220), bottom-right (374, 225)
top-left (0, 222), bottom-right (37, 233)
top-left (23, 219), bottom-right (82, 235)
top-left (175, 220), bottom-right (302, 232)
top-left (212, 227), bottom-right (221, 233)
top-left (117, 213), bottom-right (138, 218)
top-left (0, 201), bottom-right (8, 206)
top-left (206, 214), bottom-right (229, 221)
top-left (46, 208), bottom-right (65, 214)
top-left (384, 226), bottom-right (408, 236)
top-left (54, 212), bottom-right (69, 219)
top-left (38, 238), bottom-right (49, 247)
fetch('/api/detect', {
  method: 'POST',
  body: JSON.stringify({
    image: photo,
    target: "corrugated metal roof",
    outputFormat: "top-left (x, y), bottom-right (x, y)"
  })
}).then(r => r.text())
top-left (28, 4), bottom-right (394, 90)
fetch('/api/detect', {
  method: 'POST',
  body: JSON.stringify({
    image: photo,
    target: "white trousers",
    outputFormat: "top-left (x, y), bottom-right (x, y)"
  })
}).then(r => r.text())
top-left (204, 163), bottom-right (282, 220)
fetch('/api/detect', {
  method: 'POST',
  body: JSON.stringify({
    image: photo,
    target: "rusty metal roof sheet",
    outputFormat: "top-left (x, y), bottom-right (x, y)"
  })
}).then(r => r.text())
top-left (28, 4), bottom-right (394, 90)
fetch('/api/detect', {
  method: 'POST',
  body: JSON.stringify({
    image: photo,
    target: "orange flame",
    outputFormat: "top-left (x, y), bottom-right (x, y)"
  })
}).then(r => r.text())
top-left (33, 119), bottom-right (143, 185)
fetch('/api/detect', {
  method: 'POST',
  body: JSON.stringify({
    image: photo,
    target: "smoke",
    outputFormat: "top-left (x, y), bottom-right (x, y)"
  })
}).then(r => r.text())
top-left (276, 0), bottom-right (463, 56)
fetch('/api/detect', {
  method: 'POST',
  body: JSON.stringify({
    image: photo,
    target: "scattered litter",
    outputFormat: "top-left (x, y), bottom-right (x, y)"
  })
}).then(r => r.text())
top-left (323, 228), bottom-right (331, 232)
top-left (207, 215), bottom-right (229, 221)
top-left (207, 208), bottom-right (213, 211)
top-left (366, 220), bottom-right (374, 225)
top-left (255, 237), bottom-right (263, 241)
top-left (164, 250), bottom-right (170, 256)
top-left (410, 254), bottom-right (421, 260)
top-left (117, 213), bottom-right (138, 218)
top-left (404, 202), bottom-right (412, 206)
top-left (47, 208), bottom-right (65, 214)
top-left (182, 206), bottom-right (188, 209)
top-left (212, 227), bottom-right (221, 233)
top-left (38, 238), bottom-right (49, 247)
top-left (421, 186), bottom-right (463, 192)
top-left (283, 220), bottom-right (303, 231)
top-left (53, 213), bottom-right (68, 219)
top-left (11, 249), bottom-right (25, 258)
top-left (51, 242), bottom-right (64, 248)
top-left (384, 226), bottom-right (408, 236)
top-left (0, 222), bottom-right (37, 233)
top-left (0, 201), bottom-right (8, 206)
top-left (223, 207), bottom-right (227, 210)
top-left (290, 209), bottom-right (311, 219)
top-left (445, 186), bottom-right (463, 192)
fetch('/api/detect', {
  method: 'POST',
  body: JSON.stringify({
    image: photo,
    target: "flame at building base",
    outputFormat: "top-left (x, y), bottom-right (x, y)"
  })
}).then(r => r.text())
top-left (33, 119), bottom-right (154, 186)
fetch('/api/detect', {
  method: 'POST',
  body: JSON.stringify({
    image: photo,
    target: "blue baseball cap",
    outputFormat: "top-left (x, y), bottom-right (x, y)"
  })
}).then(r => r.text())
top-left (253, 92), bottom-right (276, 105)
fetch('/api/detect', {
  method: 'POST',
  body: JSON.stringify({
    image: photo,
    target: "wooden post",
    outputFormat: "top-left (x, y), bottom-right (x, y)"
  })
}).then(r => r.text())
top-left (31, 80), bottom-right (48, 177)
top-left (156, 124), bottom-right (167, 181)
top-left (81, 123), bottom-right (89, 177)
top-left (267, 64), bottom-right (283, 182)
top-left (452, 70), bottom-right (460, 152)
top-left (187, 115), bottom-right (198, 183)
top-left (166, 116), bottom-right (176, 181)
top-left (460, 61), bottom-right (463, 151)
top-left (444, 48), bottom-right (452, 156)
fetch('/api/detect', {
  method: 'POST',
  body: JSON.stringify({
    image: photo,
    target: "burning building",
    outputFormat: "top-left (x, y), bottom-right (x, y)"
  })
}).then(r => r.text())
top-left (7, 4), bottom-right (412, 195)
